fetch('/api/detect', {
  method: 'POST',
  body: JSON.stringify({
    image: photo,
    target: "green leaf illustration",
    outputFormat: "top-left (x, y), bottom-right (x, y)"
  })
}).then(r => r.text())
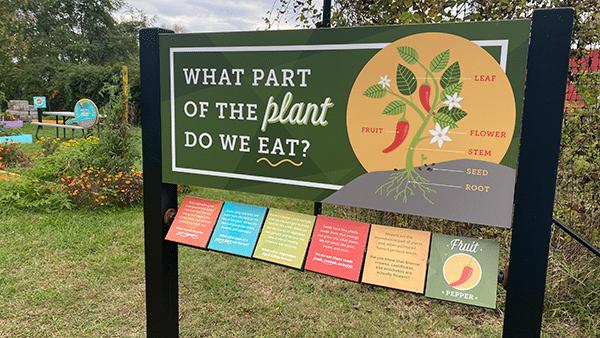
top-left (433, 112), bottom-right (458, 130)
top-left (396, 64), bottom-right (417, 96)
top-left (429, 49), bottom-right (450, 73)
top-left (434, 105), bottom-right (467, 130)
top-left (440, 61), bottom-right (461, 89)
top-left (363, 84), bottom-right (387, 99)
top-left (440, 82), bottom-right (464, 101)
top-left (382, 100), bottom-right (407, 115)
top-left (447, 108), bottom-right (467, 123)
top-left (397, 46), bottom-right (419, 65)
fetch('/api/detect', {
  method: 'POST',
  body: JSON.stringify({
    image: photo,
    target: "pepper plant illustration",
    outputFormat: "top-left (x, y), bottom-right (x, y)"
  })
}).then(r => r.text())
top-left (449, 256), bottom-right (474, 288)
top-left (363, 46), bottom-right (468, 204)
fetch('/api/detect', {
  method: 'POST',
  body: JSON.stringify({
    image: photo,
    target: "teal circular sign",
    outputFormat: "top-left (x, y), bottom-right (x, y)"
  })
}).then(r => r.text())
top-left (73, 99), bottom-right (99, 129)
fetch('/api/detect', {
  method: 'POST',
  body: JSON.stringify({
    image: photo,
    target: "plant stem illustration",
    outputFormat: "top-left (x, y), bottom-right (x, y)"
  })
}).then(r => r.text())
top-left (364, 46), bottom-right (468, 204)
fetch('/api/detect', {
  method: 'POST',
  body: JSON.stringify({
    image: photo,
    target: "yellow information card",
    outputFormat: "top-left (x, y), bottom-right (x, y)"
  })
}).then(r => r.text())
top-left (361, 225), bottom-right (431, 294)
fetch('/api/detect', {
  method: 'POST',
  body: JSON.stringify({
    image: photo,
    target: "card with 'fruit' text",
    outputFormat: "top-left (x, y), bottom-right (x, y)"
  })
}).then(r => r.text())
top-left (425, 233), bottom-right (500, 308)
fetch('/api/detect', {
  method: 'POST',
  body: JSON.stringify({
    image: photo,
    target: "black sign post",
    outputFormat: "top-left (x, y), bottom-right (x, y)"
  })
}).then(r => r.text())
top-left (139, 8), bottom-right (573, 338)
top-left (140, 27), bottom-right (179, 338)
top-left (503, 9), bottom-right (573, 337)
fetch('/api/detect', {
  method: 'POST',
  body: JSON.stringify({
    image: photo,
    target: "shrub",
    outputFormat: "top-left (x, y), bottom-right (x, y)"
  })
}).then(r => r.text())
top-left (0, 176), bottom-right (72, 211)
top-left (59, 167), bottom-right (143, 208)
top-left (95, 74), bottom-right (141, 173)
top-left (0, 142), bottom-right (32, 169)
top-left (26, 137), bottom-right (96, 181)
top-left (36, 136), bottom-right (62, 156)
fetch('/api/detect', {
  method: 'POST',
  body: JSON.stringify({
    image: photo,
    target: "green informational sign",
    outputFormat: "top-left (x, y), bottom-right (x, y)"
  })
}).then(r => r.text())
top-left (161, 21), bottom-right (531, 228)
top-left (425, 233), bottom-right (500, 308)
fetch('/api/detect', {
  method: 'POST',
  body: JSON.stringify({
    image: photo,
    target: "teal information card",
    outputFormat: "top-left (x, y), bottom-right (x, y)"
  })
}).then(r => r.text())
top-left (207, 201), bottom-right (267, 257)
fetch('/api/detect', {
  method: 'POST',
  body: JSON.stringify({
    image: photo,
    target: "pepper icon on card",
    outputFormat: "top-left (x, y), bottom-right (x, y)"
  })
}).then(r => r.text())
top-left (443, 253), bottom-right (482, 291)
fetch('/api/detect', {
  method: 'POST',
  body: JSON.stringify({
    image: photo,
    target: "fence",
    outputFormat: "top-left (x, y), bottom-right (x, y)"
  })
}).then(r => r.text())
top-left (566, 51), bottom-right (600, 109)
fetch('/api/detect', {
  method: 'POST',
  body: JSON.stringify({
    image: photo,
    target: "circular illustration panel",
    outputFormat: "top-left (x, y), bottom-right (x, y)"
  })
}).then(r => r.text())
top-left (347, 33), bottom-right (516, 173)
top-left (73, 99), bottom-right (99, 129)
top-left (443, 253), bottom-right (482, 291)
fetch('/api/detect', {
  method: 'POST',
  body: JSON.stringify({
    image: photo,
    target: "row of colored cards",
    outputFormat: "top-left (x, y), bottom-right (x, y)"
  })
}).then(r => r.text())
top-left (165, 196), bottom-right (500, 308)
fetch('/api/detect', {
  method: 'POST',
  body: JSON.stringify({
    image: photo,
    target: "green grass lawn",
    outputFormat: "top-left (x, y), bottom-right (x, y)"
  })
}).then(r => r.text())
top-left (1, 187), bottom-right (597, 337)
top-left (0, 195), bottom-right (507, 338)
top-left (0, 122), bottom-right (597, 337)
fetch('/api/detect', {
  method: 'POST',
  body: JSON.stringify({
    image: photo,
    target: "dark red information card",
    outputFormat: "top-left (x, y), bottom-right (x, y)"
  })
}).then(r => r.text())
top-left (304, 216), bottom-right (370, 282)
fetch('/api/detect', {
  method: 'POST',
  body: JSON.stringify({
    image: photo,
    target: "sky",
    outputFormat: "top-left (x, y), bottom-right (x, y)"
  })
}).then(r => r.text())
top-left (117, 0), bottom-right (324, 33)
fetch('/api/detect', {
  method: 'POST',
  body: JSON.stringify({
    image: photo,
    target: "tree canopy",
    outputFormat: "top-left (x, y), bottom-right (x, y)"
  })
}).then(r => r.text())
top-left (0, 0), bottom-right (154, 111)
top-left (267, 0), bottom-right (599, 57)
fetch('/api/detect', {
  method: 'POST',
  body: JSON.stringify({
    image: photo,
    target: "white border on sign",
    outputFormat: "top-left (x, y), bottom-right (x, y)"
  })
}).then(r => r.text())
top-left (169, 40), bottom-right (509, 191)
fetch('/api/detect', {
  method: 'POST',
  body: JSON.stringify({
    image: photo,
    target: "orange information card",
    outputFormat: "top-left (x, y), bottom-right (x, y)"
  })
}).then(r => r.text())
top-left (165, 196), bottom-right (224, 248)
top-left (361, 225), bottom-right (431, 294)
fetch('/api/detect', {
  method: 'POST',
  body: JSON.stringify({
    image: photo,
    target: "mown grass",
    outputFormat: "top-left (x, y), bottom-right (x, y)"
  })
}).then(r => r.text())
top-left (1, 118), bottom-right (598, 337)
top-left (0, 197), bottom-right (507, 338)
top-left (0, 186), bottom-right (597, 337)
top-left (0, 207), bottom-right (146, 338)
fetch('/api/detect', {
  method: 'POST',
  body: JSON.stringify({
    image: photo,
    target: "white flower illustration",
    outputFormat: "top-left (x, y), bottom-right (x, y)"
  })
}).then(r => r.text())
top-left (429, 123), bottom-right (452, 148)
top-left (443, 93), bottom-right (463, 110)
top-left (379, 75), bottom-right (391, 89)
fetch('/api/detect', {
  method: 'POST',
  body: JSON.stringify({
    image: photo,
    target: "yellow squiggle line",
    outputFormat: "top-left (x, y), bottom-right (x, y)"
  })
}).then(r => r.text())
top-left (257, 158), bottom-right (303, 167)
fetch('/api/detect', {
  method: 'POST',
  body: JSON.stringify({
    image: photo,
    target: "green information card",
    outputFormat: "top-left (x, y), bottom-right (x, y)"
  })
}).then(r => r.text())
top-left (425, 234), bottom-right (500, 308)
top-left (252, 209), bottom-right (316, 269)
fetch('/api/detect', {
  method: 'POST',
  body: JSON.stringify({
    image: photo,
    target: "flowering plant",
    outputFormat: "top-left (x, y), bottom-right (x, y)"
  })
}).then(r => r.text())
top-left (59, 167), bottom-right (143, 208)
top-left (364, 46), bottom-right (468, 203)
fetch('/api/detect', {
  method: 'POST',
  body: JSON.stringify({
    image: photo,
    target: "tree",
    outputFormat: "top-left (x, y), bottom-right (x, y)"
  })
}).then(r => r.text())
top-left (267, 0), bottom-right (599, 56)
top-left (0, 0), bottom-right (153, 110)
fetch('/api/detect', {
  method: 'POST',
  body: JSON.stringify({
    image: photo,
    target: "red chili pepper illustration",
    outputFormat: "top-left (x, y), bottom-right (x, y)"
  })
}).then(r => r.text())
top-left (382, 120), bottom-right (409, 153)
top-left (449, 257), bottom-right (474, 288)
top-left (419, 84), bottom-right (432, 114)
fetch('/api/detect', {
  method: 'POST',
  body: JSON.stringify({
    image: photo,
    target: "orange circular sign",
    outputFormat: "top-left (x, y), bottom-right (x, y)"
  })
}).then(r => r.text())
top-left (347, 33), bottom-right (516, 172)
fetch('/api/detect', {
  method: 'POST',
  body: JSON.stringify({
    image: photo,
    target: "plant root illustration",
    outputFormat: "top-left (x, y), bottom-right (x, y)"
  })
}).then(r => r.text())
top-left (375, 168), bottom-right (436, 204)
top-left (364, 45), bottom-right (468, 204)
